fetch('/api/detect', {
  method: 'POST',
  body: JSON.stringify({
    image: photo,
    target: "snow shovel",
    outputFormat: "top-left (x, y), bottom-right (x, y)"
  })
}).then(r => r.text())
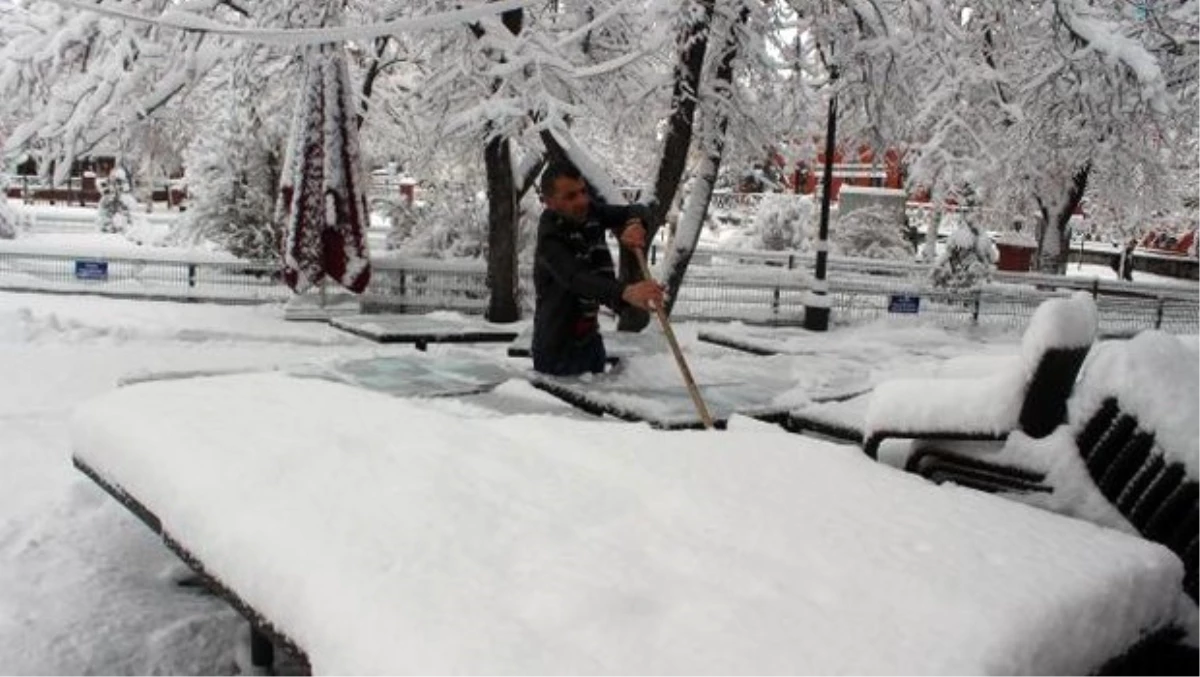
top-left (632, 248), bottom-right (715, 430)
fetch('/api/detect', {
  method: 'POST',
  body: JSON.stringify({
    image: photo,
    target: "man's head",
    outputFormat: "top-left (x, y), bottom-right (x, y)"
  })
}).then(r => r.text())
top-left (541, 162), bottom-right (590, 224)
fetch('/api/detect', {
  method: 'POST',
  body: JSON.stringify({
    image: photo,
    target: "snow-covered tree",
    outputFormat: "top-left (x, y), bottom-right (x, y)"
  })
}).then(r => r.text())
top-left (862, 0), bottom-right (1187, 273)
top-left (178, 57), bottom-right (290, 262)
top-left (660, 0), bottom-right (808, 317)
top-left (0, 172), bottom-right (16, 240)
top-left (95, 166), bottom-right (137, 233)
top-left (0, 0), bottom-right (399, 180)
top-left (931, 213), bottom-right (997, 289)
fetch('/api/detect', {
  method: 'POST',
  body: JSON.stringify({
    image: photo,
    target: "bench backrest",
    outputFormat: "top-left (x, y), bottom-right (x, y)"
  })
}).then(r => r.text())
top-left (1018, 346), bottom-right (1092, 438)
top-left (1074, 397), bottom-right (1197, 601)
top-left (1016, 292), bottom-right (1099, 438)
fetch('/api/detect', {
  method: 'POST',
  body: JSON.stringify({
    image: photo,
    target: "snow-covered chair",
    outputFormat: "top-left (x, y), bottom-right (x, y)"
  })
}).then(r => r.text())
top-left (861, 292), bottom-right (1098, 460)
top-left (1002, 331), bottom-right (1199, 602)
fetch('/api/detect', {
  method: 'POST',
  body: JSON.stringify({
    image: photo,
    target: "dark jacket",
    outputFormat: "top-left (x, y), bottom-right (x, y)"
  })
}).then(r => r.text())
top-left (533, 202), bottom-right (650, 362)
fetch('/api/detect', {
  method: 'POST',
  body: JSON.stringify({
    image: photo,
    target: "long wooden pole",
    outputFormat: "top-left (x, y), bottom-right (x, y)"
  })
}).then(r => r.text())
top-left (632, 248), bottom-right (715, 429)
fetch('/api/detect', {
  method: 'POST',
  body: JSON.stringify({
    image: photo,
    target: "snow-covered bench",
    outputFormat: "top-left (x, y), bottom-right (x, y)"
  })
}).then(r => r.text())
top-left (994, 330), bottom-right (1200, 603)
top-left (70, 370), bottom-right (1190, 674)
top-left (861, 292), bottom-right (1098, 459)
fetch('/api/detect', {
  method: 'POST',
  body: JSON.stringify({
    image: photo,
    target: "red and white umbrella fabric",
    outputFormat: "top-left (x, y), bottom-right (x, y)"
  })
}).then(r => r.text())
top-left (279, 46), bottom-right (371, 294)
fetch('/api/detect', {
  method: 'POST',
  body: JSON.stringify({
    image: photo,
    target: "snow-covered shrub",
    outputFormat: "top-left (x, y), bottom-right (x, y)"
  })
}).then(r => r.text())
top-left (379, 195), bottom-right (428, 251)
top-left (748, 193), bottom-right (815, 250)
top-left (96, 167), bottom-right (139, 234)
top-left (931, 215), bottom-right (997, 288)
top-left (390, 185), bottom-right (488, 258)
top-left (832, 205), bottom-right (912, 260)
top-left (0, 173), bottom-right (16, 239)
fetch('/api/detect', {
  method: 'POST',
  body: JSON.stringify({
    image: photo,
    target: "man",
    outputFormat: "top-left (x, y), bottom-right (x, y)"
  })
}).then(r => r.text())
top-left (533, 163), bottom-right (664, 376)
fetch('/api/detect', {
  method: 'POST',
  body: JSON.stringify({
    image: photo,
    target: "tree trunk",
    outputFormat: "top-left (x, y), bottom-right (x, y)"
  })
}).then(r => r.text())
top-left (662, 3), bottom-right (750, 318)
top-left (356, 36), bottom-right (387, 130)
top-left (648, 0), bottom-right (715, 228)
top-left (923, 208), bottom-right (940, 262)
top-left (473, 3), bottom-right (524, 322)
top-left (485, 135), bottom-right (520, 322)
top-left (617, 0), bottom-right (715, 331)
top-left (1035, 163), bottom-right (1091, 274)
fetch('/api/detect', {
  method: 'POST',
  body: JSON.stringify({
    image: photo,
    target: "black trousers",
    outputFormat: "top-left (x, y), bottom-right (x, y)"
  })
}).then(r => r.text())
top-left (533, 332), bottom-right (607, 376)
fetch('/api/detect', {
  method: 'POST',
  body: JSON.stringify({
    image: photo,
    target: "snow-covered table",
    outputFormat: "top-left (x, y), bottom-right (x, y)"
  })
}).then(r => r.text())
top-left (71, 373), bottom-right (1186, 674)
top-left (119, 351), bottom-right (522, 400)
top-left (295, 352), bottom-right (517, 398)
top-left (330, 312), bottom-right (519, 348)
top-left (527, 372), bottom-right (791, 429)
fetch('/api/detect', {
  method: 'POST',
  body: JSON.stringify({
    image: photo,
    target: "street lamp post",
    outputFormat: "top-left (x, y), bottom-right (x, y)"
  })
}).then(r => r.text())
top-left (805, 65), bottom-right (838, 332)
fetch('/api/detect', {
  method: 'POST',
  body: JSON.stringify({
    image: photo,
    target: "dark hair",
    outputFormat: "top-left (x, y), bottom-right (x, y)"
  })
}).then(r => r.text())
top-left (540, 162), bottom-right (583, 198)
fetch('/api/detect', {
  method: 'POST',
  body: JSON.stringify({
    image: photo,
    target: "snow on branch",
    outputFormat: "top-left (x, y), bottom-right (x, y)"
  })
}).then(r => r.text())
top-left (1053, 0), bottom-right (1169, 112)
top-left (554, 0), bottom-right (639, 49)
top-left (49, 0), bottom-right (533, 46)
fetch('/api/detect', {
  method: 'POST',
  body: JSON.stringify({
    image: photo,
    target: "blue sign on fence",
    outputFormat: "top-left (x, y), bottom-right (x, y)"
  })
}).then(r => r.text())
top-left (888, 294), bottom-right (921, 314)
top-left (74, 260), bottom-right (109, 281)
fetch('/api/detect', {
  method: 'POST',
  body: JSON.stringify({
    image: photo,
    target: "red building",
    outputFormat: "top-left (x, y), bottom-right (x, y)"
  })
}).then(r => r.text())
top-left (790, 145), bottom-right (906, 200)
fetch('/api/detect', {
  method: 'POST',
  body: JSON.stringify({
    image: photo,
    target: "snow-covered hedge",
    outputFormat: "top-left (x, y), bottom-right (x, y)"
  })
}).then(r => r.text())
top-left (744, 193), bottom-right (816, 251)
top-left (832, 205), bottom-right (912, 260)
top-left (731, 194), bottom-right (912, 260)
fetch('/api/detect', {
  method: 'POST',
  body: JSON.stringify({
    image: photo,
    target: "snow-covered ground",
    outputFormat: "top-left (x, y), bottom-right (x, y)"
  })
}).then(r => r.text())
top-left (0, 293), bottom-right (394, 673)
top-left (0, 289), bottom-right (1020, 673)
top-left (0, 287), bottom-right (1190, 672)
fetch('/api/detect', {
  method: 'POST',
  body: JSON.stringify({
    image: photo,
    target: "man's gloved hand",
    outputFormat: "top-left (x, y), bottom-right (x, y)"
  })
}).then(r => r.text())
top-left (621, 279), bottom-right (665, 312)
top-left (619, 219), bottom-right (647, 250)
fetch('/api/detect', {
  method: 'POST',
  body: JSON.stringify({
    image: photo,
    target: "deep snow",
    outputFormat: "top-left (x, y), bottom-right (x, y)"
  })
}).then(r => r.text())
top-left (0, 289), bottom-right (1190, 674)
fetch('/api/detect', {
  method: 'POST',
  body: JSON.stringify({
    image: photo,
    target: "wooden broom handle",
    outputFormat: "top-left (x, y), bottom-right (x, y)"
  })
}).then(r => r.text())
top-left (632, 248), bottom-right (715, 430)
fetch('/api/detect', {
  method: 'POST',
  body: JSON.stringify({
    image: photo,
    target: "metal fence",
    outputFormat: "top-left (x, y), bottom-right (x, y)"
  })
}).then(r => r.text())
top-left (1, 244), bottom-right (1195, 334)
top-left (364, 251), bottom-right (1196, 334)
top-left (830, 280), bottom-right (1198, 335)
top-left (0, 245), bottom-right (288, 303)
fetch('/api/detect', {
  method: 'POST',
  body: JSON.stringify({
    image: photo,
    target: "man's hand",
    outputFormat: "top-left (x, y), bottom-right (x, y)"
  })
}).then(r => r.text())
top-left (621, 280), bottom-right (665, 312)
top-left (619, 219), bottom-right (647, 250)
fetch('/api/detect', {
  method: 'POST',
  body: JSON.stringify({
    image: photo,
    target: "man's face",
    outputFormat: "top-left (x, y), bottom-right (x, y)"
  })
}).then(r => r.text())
top-left (545, 176), bottom-right (590, 224)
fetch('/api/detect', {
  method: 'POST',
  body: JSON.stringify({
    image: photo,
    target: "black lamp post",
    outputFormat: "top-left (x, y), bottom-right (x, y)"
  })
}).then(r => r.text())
top-left (804, 65), bottom-right (838, 331)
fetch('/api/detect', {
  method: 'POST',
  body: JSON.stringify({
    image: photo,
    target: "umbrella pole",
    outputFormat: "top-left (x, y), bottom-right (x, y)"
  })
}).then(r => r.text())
top-left (632, 248), bottom-right (715, 430)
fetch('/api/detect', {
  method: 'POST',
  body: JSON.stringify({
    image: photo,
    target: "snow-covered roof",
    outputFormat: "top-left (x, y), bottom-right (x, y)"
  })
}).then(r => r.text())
top-left (72, 372), bottom-right (1184, 674)
top-left (837, 186), bottom-right (906, 197)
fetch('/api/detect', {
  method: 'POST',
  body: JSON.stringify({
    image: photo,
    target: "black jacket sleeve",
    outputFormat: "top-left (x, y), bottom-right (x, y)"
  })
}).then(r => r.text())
top-left (537, 233), bottom-right (626, 309)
